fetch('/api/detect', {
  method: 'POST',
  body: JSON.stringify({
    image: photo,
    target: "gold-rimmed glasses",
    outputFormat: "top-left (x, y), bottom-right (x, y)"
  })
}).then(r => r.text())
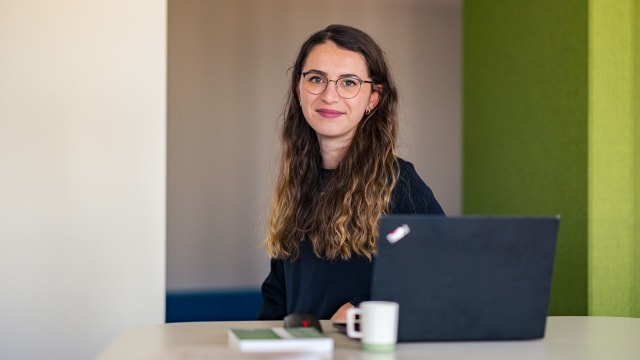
top-left (301, 71), bottom-right (374, 99)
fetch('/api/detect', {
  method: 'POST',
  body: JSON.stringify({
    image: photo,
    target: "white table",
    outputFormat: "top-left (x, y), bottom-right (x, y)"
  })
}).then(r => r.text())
top-left (98, 316), bottom-right (640, 359)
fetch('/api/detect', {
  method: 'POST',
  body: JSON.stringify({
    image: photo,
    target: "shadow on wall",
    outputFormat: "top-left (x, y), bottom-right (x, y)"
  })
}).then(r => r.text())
top-left (166, 288), bottom-right (262, 322)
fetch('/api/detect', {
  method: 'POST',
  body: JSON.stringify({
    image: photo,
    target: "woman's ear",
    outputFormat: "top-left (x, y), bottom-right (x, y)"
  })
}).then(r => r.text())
top-left (295, 74), bottom-right (302, 103)
top-left (368, 85), bottom-right (383, 110)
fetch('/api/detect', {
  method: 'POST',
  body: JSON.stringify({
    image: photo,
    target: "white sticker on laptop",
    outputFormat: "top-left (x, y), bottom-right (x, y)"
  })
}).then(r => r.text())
top-left (386, 224), bottom-right (410, 244)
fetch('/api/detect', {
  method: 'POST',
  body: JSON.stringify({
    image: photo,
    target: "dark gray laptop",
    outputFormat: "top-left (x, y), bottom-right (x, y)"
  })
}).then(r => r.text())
top-left (371, 215), bottom-right (559, 342)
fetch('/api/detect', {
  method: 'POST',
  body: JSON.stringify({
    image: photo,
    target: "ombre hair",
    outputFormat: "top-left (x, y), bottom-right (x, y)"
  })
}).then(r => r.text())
top-left (265, 24), bottom-right (399, 261)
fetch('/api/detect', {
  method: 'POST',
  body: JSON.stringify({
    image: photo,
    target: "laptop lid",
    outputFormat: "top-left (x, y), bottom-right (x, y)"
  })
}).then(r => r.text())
top-left (371, 215), bottom-right (559, 342)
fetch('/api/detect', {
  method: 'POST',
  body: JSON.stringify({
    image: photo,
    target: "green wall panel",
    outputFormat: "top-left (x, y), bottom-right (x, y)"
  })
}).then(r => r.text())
top-left (463, 1), bottom-right (589, 315)
top-left (589, 0), bottom-right (640, 317)
top-left (464, 0), bottom-right (640, 317)
top-left (636, 0), bottom-right (640, 318)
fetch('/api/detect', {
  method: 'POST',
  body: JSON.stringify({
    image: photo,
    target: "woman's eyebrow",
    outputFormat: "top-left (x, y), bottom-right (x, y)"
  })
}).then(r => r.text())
top-left (338, 73), bottom-right (363, 79)
top-left (304, 69), bottom-right (364, 79)
top-left (303, 69), bottom-right (327, 76)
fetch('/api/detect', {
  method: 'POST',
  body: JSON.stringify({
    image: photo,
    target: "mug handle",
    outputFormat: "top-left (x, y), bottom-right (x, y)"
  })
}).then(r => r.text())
top-left (346, 307), bottom-right (362, 339)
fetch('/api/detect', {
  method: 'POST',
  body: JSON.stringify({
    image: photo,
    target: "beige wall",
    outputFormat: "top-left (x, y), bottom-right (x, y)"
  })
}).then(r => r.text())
top-left (0, 1), bottom-right (166, 359)
top-left (168, 0), bottom-right (462, 290)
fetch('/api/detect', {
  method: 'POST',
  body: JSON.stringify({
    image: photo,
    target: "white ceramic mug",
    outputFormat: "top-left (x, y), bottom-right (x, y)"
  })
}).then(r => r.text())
top-left (346, 301), bottom-right (399, 352)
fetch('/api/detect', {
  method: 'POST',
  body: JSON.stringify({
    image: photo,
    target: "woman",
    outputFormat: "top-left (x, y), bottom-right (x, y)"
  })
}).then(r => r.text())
top-left (257, 24), bottom-right (444, 322)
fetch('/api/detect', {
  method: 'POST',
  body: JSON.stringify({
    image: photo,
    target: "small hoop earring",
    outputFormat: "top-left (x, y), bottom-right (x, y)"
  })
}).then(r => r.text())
top-left (365, 108), bottom-right (371, 115)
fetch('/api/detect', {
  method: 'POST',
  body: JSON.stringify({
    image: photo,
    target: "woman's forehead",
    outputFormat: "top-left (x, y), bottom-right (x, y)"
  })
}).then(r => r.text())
top-left (303, 42), bottom-right (369, 78)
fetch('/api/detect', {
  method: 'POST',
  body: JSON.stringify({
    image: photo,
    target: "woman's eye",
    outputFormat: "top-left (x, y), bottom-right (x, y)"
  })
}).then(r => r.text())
top-left (340, 78), bottom-right (359, 87)
top-left (309, 75), bottom-right (326, 84)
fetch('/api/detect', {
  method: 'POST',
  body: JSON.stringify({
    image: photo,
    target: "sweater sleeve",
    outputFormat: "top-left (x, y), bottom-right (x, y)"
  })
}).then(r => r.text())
top-left (256, 259), bottom-right (287, 320)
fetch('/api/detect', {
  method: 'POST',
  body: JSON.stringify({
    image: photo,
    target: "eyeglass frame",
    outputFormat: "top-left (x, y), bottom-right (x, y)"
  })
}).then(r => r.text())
top-left (300, 71), bottom-right (375, 99)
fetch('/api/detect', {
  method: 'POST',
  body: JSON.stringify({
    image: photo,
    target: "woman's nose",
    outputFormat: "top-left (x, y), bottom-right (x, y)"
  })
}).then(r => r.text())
top-left (320, 80), bottom-right (341, 101)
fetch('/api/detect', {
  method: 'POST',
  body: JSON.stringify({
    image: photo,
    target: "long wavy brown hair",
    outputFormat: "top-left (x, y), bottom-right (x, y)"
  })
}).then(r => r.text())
top-left (265, 24), bottom-right (399, 261)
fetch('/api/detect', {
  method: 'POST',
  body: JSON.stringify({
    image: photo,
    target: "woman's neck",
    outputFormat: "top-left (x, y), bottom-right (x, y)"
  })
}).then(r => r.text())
top-left (318, 137), bottom-right (349, 169)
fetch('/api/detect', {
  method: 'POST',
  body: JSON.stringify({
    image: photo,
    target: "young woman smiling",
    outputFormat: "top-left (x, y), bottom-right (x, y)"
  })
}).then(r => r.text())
top-left (257, 24), bottom-right (444, 322)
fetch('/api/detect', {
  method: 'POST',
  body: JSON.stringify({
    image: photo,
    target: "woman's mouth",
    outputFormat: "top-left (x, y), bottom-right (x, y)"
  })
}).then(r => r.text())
top-left (316, 109), bottom-right (344, 119)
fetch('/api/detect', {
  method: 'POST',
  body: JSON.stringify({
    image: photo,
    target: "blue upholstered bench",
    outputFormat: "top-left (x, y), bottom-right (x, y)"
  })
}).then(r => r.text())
top-left (166, 288), bottom-right (262, 323)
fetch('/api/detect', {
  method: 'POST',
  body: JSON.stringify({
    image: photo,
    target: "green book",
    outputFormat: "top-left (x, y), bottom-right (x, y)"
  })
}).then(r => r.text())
top-left (228, 327), bottom-right (334, 352)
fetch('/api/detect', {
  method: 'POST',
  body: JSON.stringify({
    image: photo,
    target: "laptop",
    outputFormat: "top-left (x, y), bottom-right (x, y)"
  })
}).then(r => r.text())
top-left (371, 215), bottom-right (560, 342)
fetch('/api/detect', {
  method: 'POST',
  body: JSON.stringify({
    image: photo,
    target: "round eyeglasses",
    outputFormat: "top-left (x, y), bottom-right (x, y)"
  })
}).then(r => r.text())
top-left (301, 71), bottom-right (374, 99)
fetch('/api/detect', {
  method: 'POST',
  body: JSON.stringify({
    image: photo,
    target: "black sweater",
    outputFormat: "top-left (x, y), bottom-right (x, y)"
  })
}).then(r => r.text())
top-left (257, 158), bottom-right (445, 320)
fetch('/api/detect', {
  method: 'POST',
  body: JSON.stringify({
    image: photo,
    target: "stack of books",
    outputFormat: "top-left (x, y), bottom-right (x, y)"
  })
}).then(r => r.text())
top-left (227, 327), bottom-right (334, 353)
